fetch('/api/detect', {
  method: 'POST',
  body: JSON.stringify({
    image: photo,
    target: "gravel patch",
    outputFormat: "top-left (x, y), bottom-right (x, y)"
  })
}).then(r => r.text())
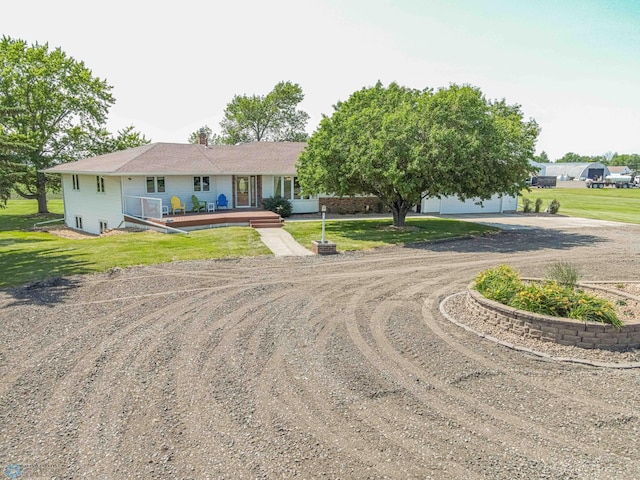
top-left (2, 223), bottom-right (640, 478)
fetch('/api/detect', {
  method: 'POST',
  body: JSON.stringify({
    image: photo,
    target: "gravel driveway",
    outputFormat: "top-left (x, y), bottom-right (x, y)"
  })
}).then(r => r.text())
top-left (1, 219), bottom-right (640, 479)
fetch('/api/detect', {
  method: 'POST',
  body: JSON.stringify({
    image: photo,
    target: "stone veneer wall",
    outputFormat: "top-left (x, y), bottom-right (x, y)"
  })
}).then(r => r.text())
top-left (466, 287), bottom-right (640, 351)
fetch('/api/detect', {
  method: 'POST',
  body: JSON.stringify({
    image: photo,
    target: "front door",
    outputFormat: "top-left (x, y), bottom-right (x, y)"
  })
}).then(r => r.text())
top-left (235, 176), bottom-right (251, 207)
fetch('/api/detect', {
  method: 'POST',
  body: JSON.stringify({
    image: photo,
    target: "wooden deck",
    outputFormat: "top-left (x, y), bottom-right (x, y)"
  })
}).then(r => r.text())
top-left (154, 209), bottom-right (283, 229)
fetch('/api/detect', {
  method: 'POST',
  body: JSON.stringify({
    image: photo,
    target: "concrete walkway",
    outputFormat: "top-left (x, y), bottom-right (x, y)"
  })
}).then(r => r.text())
top-left (257, 228), bottom-right (314, 257)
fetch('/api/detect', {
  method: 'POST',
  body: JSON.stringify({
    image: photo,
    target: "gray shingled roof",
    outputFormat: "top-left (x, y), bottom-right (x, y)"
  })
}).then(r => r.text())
top-left (44, 142), bottom-right (306, 175)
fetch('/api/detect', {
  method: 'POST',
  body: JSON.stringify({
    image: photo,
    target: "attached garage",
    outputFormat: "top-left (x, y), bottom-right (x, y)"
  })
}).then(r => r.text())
top-left (421, 194), bottom-right (518, 214)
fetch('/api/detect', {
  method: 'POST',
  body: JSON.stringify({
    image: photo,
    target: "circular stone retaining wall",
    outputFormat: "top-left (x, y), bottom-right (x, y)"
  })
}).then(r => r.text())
top-left (467, 285), bottom-right (640, 351)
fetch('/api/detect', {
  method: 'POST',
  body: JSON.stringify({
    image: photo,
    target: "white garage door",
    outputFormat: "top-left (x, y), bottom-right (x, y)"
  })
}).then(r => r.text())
top-left (422, 194), bottom-right (515, 214)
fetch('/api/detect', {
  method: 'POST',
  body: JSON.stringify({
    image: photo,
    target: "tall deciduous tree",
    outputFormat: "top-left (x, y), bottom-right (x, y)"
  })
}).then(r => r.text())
top-left (0, 36), bottom-right (115, 213)
top-left (297, 82), bottom-right (540, 227)
top-left (219, 81), bottom-right (309, 144)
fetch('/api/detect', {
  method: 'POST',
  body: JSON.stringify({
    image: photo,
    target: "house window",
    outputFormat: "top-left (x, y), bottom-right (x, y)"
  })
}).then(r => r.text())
top-left (75, 215), bottom-right (83, 230)
top-left (99, 220), bottom-right (108, 234)
top-left (194, 176), bottom-right (210, 192)
top-left (96, 175), bottom-right (105, 193)
top-left (146, 176), bottom-right (166, 193)
top-left (293, 177), bottom-right (311, 199)
top-left (274, 176), bottom-right (299, 200)
top-left (72, 174), bottom-right (80, 191)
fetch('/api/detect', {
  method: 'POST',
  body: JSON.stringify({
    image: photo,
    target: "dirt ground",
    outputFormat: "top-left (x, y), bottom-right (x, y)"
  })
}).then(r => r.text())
top-left (2, 221), bottom-right (640, 479)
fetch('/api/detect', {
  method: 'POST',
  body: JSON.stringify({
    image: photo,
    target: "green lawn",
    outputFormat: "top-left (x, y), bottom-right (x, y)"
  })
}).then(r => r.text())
top-left (6, 185), bottom-right (635, 289)
top-left (519, 187), bottom-right (640, 224)
top-left (0, 198), bottom-right (65, 231)
top-left (285, 217), bottom-right (499, 251)
top-left (0, 199), bottom-right (271, 288)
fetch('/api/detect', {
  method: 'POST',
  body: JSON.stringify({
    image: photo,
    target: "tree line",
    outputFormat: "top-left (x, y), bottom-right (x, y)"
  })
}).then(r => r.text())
top-left (534, 151), bottom-right (640, 169)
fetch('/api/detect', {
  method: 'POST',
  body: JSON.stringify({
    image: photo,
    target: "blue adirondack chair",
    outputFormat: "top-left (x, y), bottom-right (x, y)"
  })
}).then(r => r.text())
top-left (216, 193), bottom-right (229, 209)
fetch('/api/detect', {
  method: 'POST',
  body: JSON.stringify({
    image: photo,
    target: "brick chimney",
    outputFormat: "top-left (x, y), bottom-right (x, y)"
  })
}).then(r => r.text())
top-left (198, 128), bottom-right (208, 147)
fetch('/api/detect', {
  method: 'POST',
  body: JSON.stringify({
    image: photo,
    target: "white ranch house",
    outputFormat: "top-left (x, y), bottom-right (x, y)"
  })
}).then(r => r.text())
top-left (45, 141), bottom-right (517, 235)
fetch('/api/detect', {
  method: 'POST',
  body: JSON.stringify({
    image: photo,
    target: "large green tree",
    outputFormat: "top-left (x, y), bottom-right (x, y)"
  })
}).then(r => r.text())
top-left (218, 81), bottom-right (309, 144)
top-left (0, 36), bottom-right (115, 213)
top-left (297, 82), bottom-right (540, 227)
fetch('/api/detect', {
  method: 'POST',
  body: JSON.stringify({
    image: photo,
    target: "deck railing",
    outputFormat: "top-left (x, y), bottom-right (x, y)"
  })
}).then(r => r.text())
top-left (123, 196), bottom-right (163, 219)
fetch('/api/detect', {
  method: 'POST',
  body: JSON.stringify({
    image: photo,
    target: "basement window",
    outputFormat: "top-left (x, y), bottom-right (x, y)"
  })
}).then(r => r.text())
top-left (99, 220), bottom-right (108, 234)
top-left (75, 215), bottom-right (83, 230)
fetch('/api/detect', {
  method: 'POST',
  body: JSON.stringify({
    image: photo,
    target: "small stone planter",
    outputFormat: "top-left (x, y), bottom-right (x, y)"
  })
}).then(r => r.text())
top-left (467, 283), bottom-right (640, 351)
top-left (311, 240), bottom-right (337, 255)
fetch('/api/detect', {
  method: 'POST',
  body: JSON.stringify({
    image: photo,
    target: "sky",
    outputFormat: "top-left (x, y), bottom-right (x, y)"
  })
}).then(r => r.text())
top-left (2, 0), bottom-right (639, 160)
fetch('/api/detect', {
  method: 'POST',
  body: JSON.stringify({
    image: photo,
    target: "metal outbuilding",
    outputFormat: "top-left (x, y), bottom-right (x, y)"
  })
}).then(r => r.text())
top-left (538, 162), bottom-right (610, 181)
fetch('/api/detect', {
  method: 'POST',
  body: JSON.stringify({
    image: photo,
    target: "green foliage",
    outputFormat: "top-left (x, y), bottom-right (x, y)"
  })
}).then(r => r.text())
top-left (0, 36), bottom-right (136, 212)
top-left (87, 125), bottom-right (150, 156)
top-left (219, 81), bottom-right (309, 143)
top-left (568, 296), bottom-right (623, 328)
top-left (297, 81), bottom-right (539, 227)
top-left (545, 261), bottom-right (580, 287)
top-left (473, 264), bottom-right (522, 304)
top-left (556, 152), bottom-right (606, 164)
top-left (533, 151), bottom-right (550, 163)
top-left (187, 125), bottom-right (223, 145)
top-left (521, 197), bottom-right (532, 213)
top-left (609, 152), bottom-right (640, 168)
top-left (547, 199), bottom-right (560, 214)
top-left (534, 197), bottom-right (543, 213)
top-left (509, 281), bottom-right (576, 317)
top-left (474, 265), bottom-right (623, 327)
top-left (262, 195), bottom-right (292, 217)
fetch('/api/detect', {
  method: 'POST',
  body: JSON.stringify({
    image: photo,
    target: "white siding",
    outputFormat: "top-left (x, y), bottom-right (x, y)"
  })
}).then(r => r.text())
top-left (261, 175), bottom-right (275, 198)
top-left (421, 194), bottom-right (516, 214)
top-left (215, 175), bottom-right (233, 206)
top-left (62, 174), bottom-right (124, 235)
top-left (291, 199), bottom-right (319, 214)
top-left (121, 175), bottom-right (234, 212)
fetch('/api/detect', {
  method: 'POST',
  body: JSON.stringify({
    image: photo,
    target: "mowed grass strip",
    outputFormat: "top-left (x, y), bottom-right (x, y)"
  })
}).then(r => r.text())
top-left (519, 187), bottom-right (640, 224)
top-left (0, 228), bottom-right (270, 288)
top-left (0, 199), bottom-right (270, 288)
top-left (285, 217), bottom-right (499, 251)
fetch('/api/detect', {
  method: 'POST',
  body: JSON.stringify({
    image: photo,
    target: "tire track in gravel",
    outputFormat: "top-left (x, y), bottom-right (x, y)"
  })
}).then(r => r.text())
top-left (366, 297), bottom-right (607, 460)
top-left (244, 271), bottom-right (484, 479)
top-left (423, 287), bottom-right (638, 415)
top-left (3, 226), bottom-right (640, 478)
top-left (177, 281), bottom-right (358, 478)
top-left (14, 290), bottom-right (215, 475)
top-left (248, 284), bottom-right (444, 479)
top-left (338, 260), bottom-right (632, 474)
top-left (339, 279), bottom-right (567, 467)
